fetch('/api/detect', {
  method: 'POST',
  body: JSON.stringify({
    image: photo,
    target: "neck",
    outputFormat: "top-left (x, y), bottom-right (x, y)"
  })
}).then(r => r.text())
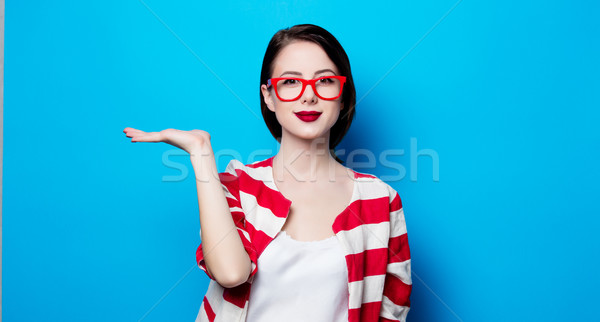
top-left (273, 132), bottom-right (338, 183)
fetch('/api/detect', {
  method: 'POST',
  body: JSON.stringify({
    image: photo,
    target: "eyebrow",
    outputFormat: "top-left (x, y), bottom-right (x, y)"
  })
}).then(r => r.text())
top-left (314, 69), bottom-right (337, 76)
top-left (278, 69), bottom-right (337, 78)
top-left (279, 71), bottom-right (302, 77)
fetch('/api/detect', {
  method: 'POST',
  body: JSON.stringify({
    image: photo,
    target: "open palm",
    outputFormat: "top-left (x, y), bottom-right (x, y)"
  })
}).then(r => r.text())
top-left (123, 127), bottom-right (211, 154)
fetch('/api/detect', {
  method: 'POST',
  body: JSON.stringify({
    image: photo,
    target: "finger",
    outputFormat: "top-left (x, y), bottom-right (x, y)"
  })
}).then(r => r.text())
top-left (125, 131), bottom-right (144, 138)
top-left (131, 132), bottom-right (163, 142)
top-left (124, 128), bottom-right (146, 138)
top-left (124, 127), bottom-right (145, 133)
top-left (123, 127), bottom-right (143, 133)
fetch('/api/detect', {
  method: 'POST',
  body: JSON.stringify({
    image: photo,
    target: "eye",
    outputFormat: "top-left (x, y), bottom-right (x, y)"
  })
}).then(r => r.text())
top-left (318, 77), bottom-right (335, 84)
top-left (282, 79), bottom-right (298, 85)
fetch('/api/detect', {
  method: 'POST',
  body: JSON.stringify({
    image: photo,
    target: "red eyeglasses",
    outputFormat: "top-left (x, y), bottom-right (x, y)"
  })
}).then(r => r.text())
top-left (267, 76), bottom-right (347, 101)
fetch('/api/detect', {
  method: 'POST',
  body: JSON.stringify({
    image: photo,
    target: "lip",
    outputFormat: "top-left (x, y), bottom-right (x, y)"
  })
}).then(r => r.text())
top-left (294, 111), bottom-right (322, 122)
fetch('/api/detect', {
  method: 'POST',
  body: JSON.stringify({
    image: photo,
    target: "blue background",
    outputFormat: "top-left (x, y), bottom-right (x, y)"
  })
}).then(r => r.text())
top-left (4, 0), bottom-right (600, 321)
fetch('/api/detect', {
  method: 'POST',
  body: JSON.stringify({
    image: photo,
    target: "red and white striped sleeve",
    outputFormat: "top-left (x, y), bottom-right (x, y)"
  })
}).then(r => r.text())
top-left (196, 161), bottom-right (258, 280)
top-left (379, 190), bottom-right (412, 322)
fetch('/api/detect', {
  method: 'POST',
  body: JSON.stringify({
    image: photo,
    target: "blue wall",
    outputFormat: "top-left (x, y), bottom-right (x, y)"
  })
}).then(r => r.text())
top-left (4, 1), bottom-right (599, 321)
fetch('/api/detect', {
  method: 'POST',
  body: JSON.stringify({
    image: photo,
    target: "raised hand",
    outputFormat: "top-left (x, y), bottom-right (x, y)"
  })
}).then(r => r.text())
top-left (123, 127), bottom-right (211, 154)
top-left (123, 126), bottom-right (252, 287)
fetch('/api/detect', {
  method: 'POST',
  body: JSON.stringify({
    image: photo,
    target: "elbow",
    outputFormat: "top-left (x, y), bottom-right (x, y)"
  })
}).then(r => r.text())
top-left (205, 251), bottom-right (253, 288)
top-left (214, 268), bottom-right (250, 288)
top-left (208, 258), bottom-right (252, 288)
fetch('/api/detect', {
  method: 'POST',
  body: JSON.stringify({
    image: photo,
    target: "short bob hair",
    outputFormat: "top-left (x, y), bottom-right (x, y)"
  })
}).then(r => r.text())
top-left (260, 24), bottom-right (356, 158)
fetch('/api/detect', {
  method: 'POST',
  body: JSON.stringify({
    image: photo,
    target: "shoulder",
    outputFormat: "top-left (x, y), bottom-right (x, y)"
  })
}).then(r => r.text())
top-left (222, 156), bottom-right (273, 176)
top-left (351, 168), bottom-right (402, 208)
top-left (220, 156), bottom-right (278, 191)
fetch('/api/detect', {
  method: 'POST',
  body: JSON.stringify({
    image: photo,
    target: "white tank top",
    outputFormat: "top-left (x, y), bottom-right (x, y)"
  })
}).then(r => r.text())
top-left (245, 230), bottom-right (349, 322)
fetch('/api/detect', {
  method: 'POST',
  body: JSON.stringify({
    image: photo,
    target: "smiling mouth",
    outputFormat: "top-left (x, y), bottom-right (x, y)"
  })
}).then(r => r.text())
top-left (295, 111), bottom-right (322, 122)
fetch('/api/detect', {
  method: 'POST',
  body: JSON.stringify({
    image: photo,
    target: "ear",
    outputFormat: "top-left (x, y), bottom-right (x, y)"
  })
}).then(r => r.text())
top-left (261, 84), bottom-right (276, 113)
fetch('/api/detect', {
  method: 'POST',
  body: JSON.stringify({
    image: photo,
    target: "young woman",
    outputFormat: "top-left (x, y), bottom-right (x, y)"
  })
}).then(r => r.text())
top-left (124, 24), bottom-right (411, 322)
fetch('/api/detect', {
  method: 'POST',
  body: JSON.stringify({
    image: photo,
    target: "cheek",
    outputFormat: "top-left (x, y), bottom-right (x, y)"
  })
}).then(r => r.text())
top-left (272, 101), bottom-right (293, 122)
top-left (329, 103), bottom-right (343, 123)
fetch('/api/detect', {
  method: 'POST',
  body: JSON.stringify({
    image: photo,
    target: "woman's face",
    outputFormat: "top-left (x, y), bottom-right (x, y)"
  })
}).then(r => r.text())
top-left (261, 41), bottom-right (343, 144)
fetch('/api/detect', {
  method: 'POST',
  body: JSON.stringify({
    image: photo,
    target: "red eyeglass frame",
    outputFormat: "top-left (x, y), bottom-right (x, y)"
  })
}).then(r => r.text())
top-left (267, 76), bottom-right (347, 102)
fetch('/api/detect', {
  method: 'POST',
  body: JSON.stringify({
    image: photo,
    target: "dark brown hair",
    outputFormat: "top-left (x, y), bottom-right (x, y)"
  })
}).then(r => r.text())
top-left (260, 24), bottom-right (356, 159)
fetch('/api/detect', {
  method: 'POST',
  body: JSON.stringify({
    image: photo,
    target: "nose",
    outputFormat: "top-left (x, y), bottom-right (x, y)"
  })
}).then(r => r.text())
top-left (301, 83), bottom-right (317, 104)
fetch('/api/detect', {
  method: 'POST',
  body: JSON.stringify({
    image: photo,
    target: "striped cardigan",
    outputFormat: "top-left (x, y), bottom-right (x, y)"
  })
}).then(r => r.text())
top-left (195, 156), bottom-right (411, 322)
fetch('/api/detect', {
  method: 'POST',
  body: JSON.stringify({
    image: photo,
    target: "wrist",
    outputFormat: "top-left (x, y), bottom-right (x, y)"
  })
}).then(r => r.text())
top-left (189, 141), bottom-right (214, 160)
top-left (189, 146), bottom-right (219, 183)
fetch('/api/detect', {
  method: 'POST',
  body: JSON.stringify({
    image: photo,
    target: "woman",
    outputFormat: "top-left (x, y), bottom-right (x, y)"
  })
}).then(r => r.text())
top-left (124, 24), bottom-right (411, 322)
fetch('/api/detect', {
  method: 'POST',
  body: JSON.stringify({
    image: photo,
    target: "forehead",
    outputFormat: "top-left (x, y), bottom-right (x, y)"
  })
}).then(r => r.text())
top-left (272, 41), bottom-right (338, 76)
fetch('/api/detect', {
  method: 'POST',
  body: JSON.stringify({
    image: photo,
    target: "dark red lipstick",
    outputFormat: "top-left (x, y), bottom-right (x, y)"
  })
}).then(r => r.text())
top-left (295, 111), bottom-right (322, 122)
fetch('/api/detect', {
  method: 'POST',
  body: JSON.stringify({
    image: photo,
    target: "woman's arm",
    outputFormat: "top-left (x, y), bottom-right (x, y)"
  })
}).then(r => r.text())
top-left (123, 127), bottom-right (252, 288)
top-left (380, 190), bottom-right (411, 322)
top-left (190, 143), bottom-right (252, 288)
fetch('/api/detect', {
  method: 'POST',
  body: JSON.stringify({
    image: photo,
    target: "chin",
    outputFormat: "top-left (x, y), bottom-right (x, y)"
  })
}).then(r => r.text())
top-left (297, 129), bottom-right (331, 142)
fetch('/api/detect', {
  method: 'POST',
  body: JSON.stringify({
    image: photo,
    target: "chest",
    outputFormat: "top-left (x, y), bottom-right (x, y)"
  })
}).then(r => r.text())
top-left (278, 179), bottom-right (355, 241)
